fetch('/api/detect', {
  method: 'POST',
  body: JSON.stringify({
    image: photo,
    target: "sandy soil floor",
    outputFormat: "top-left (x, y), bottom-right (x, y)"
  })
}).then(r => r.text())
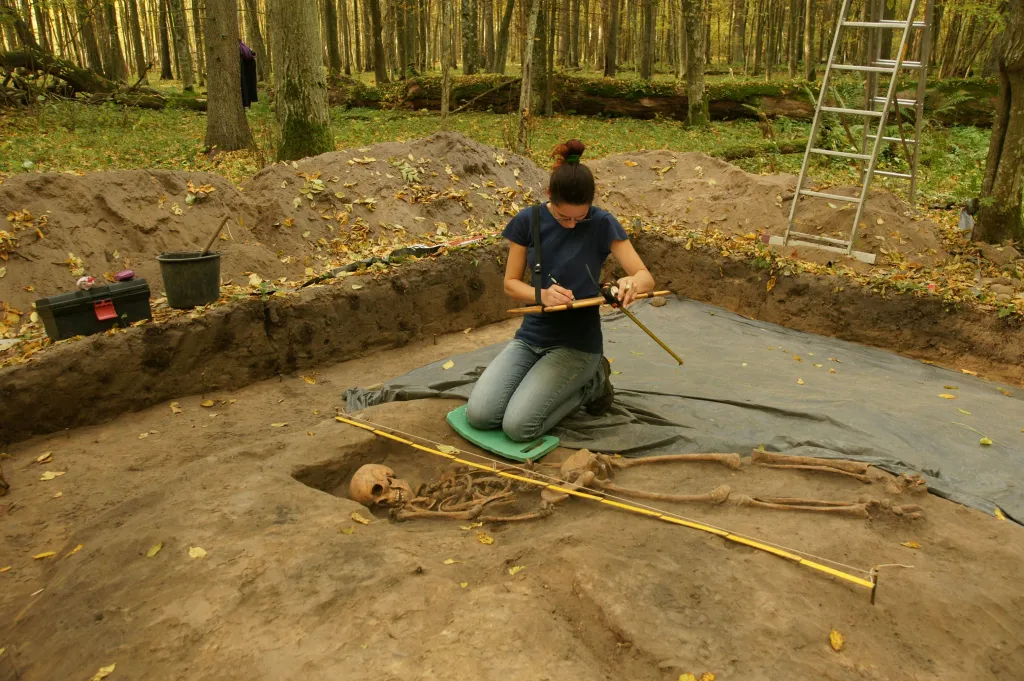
top-left (2, 321), bottom-right (1021, 681)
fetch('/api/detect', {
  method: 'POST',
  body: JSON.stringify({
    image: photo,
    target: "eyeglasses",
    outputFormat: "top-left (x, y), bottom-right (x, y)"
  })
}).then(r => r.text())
top-left (550, 206), bottom-right (592, 225)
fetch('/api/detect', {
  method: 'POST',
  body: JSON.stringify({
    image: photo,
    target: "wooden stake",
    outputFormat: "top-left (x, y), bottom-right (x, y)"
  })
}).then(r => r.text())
top-left (507, 290), bottom-right (671, 315)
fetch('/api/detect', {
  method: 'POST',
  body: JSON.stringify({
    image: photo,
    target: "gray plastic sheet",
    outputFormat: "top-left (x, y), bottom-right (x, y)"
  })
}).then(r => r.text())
top-left (344, 298), bottom-right (1023, 522)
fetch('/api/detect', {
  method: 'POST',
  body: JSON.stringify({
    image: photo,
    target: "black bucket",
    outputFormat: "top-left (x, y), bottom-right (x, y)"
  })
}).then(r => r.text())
top-left (157, 251), bottom-right (222, 309)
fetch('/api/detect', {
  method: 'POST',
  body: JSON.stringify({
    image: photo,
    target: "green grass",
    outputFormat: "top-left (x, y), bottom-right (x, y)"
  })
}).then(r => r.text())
top-left (0, 93), bottom-right (989, 206)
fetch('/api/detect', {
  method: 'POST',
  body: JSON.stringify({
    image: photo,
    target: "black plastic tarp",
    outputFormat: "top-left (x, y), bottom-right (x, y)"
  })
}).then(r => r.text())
top-left (344, 298), bottom-right (1023, 522)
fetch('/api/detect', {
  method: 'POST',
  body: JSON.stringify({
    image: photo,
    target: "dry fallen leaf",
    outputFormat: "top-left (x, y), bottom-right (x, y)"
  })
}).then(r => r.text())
top-left (678, 675), bottom-right (697, 681)
top-left (64, 543), bottom-right (84, 559)
top-left (170, 402), bottom-right (183, 414)
top-left (90, 663), bottom-right (116, 681)
top-left (147, 542), bottom-right (163, 558)
top-left (36, 451), bottom-right (52, 464)
top-left (52, 492), bottom-right (63, 499)
top-left (441, 360), bottom-right (455, 370)
top-left (351, 512), bottom-right (372, 525)
top-left (33, 551), bottom-right (56, 560)
top-left (459, 581), bottom-right (469, 588)
top-left (980, 437), bottom-right (993, 446)
top-left (998, 388), bottom-right (1013, 397)
top-left (797, 378), bottom-right (805, 385)
top-left (698, 674), bottom-right (715, 681)
top-left (995, 507), bottom-right (1007, 520)
top-left (829, 628), bottom-right (845, 652)
top-left (201, 400), bottom-right (215, 408)
top-left (766, 276), bottom-right (776, 292)
top-left (459, 522), bottom-right (483, 530)
top-left (829, 369), bottom-right (837, 374)
top-left (624, 160), bottom-right (638, 167)
top-left (958, 408), bottom-right (972, 415)
top-left (901, 541), bottom-right (920, 549)
top-left (270, 422), bottom-right (288, 428)
top-left (443, 558), bottom-right (458, 565)
top-left (351, 284), bottom-right (363, 290)
top-left (40, 471), bottom-right (65, 481)
top-left (340, 526), bottom-right (355, 535)
top-left (302, 375), bottom-right (317, 385)
top-left (476, 531), bottom-right (494, 545)
top-left (437, 444), bottom-right (460, 455)
top-left (508, 565), bottom-right (526, 576)
top-left (0, 566), bottom-right (11, 573)
top-left (938, 394), bottom-right (957, 400)
top-left (961, 369), bottom-right (978, 376)
top-left (138, 432), bottom-right (149, 439)
top-left (188, 546), bottom-right (207, 559)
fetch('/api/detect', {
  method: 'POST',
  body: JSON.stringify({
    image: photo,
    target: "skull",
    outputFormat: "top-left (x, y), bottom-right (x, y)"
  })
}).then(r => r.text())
top-left (348, 464), bottom-right (414, 507)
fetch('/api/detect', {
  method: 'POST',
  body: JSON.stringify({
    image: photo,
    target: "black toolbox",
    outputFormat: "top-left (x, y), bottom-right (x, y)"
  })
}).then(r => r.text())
top-left (34, 279), bottom-right (153, 341)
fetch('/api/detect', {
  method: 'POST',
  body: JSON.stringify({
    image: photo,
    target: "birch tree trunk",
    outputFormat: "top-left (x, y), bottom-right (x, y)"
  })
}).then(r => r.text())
top-left (270, 0), bottom-right (334, 160)
top-left (191, 0), bottom-right (205, 85)
top-left (205, 0), bottom-right (253, 151)
top-left (517, 0), bottom-right (541, 153)
top-left (682, 0), bottom-right (706, 124)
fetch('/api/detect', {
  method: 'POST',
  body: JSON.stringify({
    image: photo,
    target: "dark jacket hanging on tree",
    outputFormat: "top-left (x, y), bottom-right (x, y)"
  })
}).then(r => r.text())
top-left (240, 40), bottom-right (259, 108)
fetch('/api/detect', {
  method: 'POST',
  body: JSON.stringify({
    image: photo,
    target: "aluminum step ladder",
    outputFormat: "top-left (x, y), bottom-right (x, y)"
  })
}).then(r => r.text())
top-left (776, 0), bottom-right (933, 264)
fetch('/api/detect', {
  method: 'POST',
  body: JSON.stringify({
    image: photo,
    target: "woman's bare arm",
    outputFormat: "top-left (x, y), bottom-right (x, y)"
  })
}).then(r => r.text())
top-left (609, 239), bottom-right (655, 306)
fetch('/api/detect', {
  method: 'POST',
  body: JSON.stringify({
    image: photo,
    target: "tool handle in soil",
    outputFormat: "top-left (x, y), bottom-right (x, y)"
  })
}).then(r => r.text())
top-left (201, 215), bottom-right (232, 256)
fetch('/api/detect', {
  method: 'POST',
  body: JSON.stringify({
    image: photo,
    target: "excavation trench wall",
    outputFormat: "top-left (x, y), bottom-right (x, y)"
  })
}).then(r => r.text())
top-left (2, 235), bottom-right (1022, 445)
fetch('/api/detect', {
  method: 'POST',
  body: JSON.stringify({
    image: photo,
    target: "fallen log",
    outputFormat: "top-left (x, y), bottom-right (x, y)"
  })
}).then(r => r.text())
top-left (0, 49), bottom-right (118, 94)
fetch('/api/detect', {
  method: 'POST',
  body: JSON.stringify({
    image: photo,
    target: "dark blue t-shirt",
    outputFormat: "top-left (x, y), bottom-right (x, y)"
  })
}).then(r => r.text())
top-left (503, 204), bottom-right (629, 354)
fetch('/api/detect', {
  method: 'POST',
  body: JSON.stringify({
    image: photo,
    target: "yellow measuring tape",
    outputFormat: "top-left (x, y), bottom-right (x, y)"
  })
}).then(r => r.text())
top-left (335, 415), bottom-right (877, 593)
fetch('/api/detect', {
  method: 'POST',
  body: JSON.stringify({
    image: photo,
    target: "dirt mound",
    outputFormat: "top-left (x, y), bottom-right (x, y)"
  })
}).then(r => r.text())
top-left (0, 170), bottom-right (286, 312)
top-left (0, 133), bottom-right (546, 315)
top-left (242, 132), bottom-right (546, 272)
top-left (590, 150), bottom-right (947, 265)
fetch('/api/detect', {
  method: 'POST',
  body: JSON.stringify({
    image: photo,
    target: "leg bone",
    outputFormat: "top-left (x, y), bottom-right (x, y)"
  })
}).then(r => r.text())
top-left (604, 453), bottom-right (742, 471)
top-left (733, 494), bottom-right (870, 518)
top-left (752, 450), bottom-right (870, 475)
top-left (594, 481), bottom-right (732, 505)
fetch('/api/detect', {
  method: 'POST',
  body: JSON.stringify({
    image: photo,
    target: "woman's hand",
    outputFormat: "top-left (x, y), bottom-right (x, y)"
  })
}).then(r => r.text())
top-left (615, 275), bottom-right (646, 307)
top-left (541, 284), bottom-right (575, 307)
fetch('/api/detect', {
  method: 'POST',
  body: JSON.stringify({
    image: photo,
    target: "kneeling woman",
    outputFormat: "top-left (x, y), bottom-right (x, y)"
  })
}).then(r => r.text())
top-left (467, 139), bottom-right (656, 442)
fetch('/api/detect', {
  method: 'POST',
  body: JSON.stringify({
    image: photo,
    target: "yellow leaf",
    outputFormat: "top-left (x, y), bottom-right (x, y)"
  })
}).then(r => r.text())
top-left (33, 551), bottom-right (56, 559)
top-left (699, 674), bottom-right (716, 681)
top-left (460, 581), bottom-right (469, 588)
top-left (998, 388), bottom-right (1012, 397)
top-left (508, 565), bottom-right (526, 575)
top-left (147, 542), bottom-right (163, 558)
top-left (340, 526), bottom-right (355, 535)
top-left (766, 276), bottom-right (776, 292)
top-left (813, 363), bottom-right (823, 368)
top-left (961, 369), bottom-right (978, 376)
top-left (53, 492), bottom-right (63, 499)
top-left (459, 522), bottom-right (483, 530)
top-left (980, 437), bottom-right (993, 446)
top-left (793, 355), bottom-right (802, 361)
top-left (624, 160), bottom-right (638, 167)
top-left (678, 675), bottom-right (697, 681)
top-left (442, 360), bottom-right (455, 370)
top-left (64, 543), bottom-right (84, 558)
top-left (900, 541), bottom-right (920, 549)
top-left (89, 663), bottom-right (116, 681)
top-left (938, 394), bottom-right (956, 400)
top-left (351, 284), bottom-right (363, 290)
top-left (994, 507), bottom-right (1007, 520)
top-left (685, 239), bottom-right (693, 250)
top-left (476, 531), bottom-right (494, 545)
top-left (170, 402), bottom-right (183, 414)
top-left (40, 471), bottom-right (65, 481)
top-left (0, 566), bottom-right (11, 573)
top-left (270, 422), bottom-right (288, 427)
top-left (201, 400), bottom-right (215, 408)
top-left (138, 432), bottom-right (149, 439)
top-left (829, 629), bottom-right (844, 652)
top-left (630, 351), bottom-right (644, 356)
top-left (351, 512), bottom-right (372, 525)
top-left (303, 375), bottom-right (317, 385)
top-left (438, 444), bottom-right (460, 455)
top-left (188, 546), bottom-right (207, 559)
top-left (797, 378), bottom-right (805, 385)
top-left (943, 385), bottom-right (958, 390)
top-left (829, 369), bottom-right (837, 374)
top-left (443, 558), bottom-right (459, 565)
top-left (36, 451), bottom-right (52, 464)
top-left (958, 408), bottom-right (971, 415)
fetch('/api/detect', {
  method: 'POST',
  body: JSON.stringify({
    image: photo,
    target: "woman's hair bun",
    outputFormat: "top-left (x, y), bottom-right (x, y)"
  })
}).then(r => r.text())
top-left (552, 139), bottom-right (586, 167)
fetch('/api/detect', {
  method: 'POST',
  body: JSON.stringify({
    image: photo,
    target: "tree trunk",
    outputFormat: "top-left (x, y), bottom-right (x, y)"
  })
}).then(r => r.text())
top-left (492, 0), bottom-right (514, 72)
top-left (167, 0), bottom-right (194, 89)
top-left (545, 0), bottom-right (554, 113)
top-left (353, 0), bottom-right (363, 71)
top-left (368, 0), bottom-right (388, 82)
top-left (102, 0), bottom-right (127, 80)
top-left (418, 0), bottom-right (428, 70)
top-left (324, 0), bottom-right (343, 75)
top-left (243, 0), bottom-right (268, 81)
top-left (787, 0), bottom-right (796, 77)
top-left (517, 0), bottom-right (541, 152)
top-left (205, 0), bottom-right (252, 151)
top-left (603, 0), bottom-right (617, 75)
top-left (340, 0), bottom-right (353, 74)
top-left (532, 0), bottom-right (546, 108)
top-left (191, 0), bottom-right (205, 85)
top-left (270, 0), bottom-right (333, 160)
top-left (404, 0), bottom-right (417, 74)
top-left (7, 0), bottom-right (37, 48)
top-left (801, 0), bottom-right (812, 80)
top-left (441, 0), bottom-right (452, 125)
top-left (682, 0), bottom-right (705, 124)
top-left (396, 0), bottom-right (407, 78)
top-left (752, 0), bottom-right (764, 73)
top-left (461, 0), bottom-right (477, 73)
top-left (76, 2), bottom-right (105, 73)
top-left (483, 0), bottom-right (494, 68)
top-left (730, 0), bottom-right (745, 64)
top-left (127, 0), bottom-right (148, 81)
top-left (974, 0), bottom-right (1024, 244)
top-left (639, 0), bottom-right (654, 79)
top-left (557, 0), bottom-right (568, 66)
top-left (158, 0), bottom-right (173, 78)
top-left (31, 0), bottom-right (50, 51)
top-left (570, 0), bottom-right (579, 66)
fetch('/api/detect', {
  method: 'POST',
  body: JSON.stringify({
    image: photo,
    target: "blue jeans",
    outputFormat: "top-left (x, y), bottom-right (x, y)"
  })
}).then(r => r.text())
top-left (466, 339), bottom-right (604, 442)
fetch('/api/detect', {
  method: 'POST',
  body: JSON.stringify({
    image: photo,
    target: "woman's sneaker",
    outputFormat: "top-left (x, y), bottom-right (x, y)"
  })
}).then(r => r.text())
top-left (586, 357), bottom-right (614, 415)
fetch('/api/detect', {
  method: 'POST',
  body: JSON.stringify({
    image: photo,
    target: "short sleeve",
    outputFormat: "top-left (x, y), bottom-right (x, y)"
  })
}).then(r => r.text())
top-left (502, 210), bottom-right (531, 247)
top-left (603, 212), bottom-right (629, 247)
